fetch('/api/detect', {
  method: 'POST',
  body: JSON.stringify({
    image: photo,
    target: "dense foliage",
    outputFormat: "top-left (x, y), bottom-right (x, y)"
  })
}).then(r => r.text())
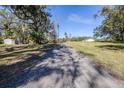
top-left (0, 5), bottom-right (57, 44)
top-left (94, 6), bottom-right (124, 42)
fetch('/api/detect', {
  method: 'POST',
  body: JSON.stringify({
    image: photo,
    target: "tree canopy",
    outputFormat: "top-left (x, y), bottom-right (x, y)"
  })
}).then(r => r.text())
top-left (0, 5), bottom-right (57, 44)
top-left (94, 6), bottom-right (124, 42)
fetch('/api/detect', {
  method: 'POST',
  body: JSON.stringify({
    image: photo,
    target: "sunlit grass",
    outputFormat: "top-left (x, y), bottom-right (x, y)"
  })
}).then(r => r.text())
top-left (65, 41), bottom-right (124, 80)
top-left (0, 43), bottom-right (57, 65)
top-left (0, 44), bottom-right (41, 65)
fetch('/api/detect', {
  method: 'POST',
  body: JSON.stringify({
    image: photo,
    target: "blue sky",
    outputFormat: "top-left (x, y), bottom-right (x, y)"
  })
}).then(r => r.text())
top-left (48, 5), bottom-right (104, 38)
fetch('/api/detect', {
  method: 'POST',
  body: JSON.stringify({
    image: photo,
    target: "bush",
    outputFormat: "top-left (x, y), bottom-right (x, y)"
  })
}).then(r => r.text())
top-left (70, 36), bottom-right (93, 41)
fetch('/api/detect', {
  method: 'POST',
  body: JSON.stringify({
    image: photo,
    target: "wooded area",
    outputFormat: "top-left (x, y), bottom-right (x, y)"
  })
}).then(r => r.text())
top-left (0, 5), bottom-right (57, 44)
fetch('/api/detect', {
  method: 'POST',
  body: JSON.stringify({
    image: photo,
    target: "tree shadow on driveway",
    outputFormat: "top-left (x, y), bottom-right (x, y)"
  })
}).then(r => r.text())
top-left (0, 44), bottom-right (81, 88)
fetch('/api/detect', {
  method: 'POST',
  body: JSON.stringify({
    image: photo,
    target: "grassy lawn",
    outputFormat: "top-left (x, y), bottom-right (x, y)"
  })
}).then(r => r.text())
top-left (0, 44), bottom-right (41, 65)
top-left (65, 41), bottom-right (124, 80)
top-left (0, 43), bottom-right (56, 65)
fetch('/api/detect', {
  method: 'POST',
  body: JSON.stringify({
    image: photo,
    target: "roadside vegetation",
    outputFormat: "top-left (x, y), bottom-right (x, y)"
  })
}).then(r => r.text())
top-left (94, 6), bottom-right (124, 42)
top-left (0, 5), bottom-right (57, 45)
top-left (0, 5), bottom-right (58, 66)
top-left (0, 43), bottom-right (56, 65)
top-left (65, 41), bottom-right (124, 80)
top-left (0, 44), bottom-right (40, 65)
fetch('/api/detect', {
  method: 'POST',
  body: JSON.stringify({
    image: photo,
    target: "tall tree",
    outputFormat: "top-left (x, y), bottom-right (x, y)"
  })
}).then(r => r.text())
top-left (8, 5), bottom-right (51, 44)
top-left (94, 5), bottom-right (124, 42)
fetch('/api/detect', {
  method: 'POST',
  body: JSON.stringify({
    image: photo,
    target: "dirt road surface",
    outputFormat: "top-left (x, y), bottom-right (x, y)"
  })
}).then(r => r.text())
top-left (0, 44), bottom-right (123, 88)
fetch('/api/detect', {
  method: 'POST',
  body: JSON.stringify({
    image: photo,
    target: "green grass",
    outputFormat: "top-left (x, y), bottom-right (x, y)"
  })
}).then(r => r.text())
top-left (65, 41), bottom-right (124, 80)
top-left (0, 43), bottom-right (56, 65)
top-left (0, 44), bottom-right (41, 65)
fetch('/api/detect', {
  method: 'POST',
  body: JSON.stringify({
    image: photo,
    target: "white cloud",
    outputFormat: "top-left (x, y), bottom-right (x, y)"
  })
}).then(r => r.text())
top-left (68, 14), bottom-right (94, 25)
